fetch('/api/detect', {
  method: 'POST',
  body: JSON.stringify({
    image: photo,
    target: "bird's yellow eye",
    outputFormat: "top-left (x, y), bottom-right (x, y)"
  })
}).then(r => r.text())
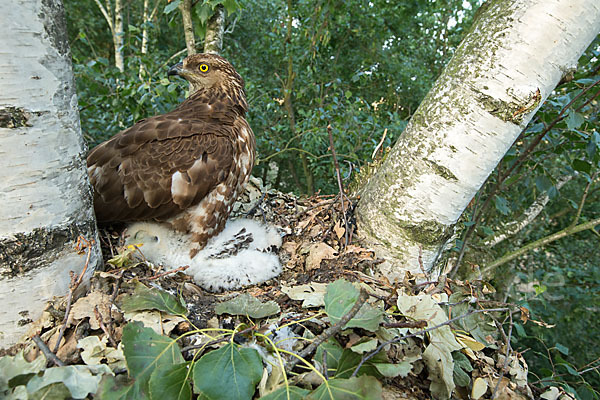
top-left (199, 63), bottom-right (209, 73)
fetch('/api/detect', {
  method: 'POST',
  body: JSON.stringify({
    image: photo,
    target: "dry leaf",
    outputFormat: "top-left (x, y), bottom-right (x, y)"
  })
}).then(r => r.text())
top-left (70, 291), bottom-right (113, 330)
top-left (123, 310), bottom-right (185, 336)
top-left (304, 242), bottom-right (337, 270)
top-left (471, 377), bottom-right (488, 399)
top-left (334, 220), bottom-right (345, 239)
top-left (456, 333), bottom-right (486, 351)
top-left (281, 282), bottom-right (328, 307)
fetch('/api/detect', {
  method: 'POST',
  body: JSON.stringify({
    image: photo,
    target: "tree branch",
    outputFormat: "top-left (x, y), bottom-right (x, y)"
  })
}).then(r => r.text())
top-left (484, 174), bottom-right (573, 247)
top-left (483, 217), bottom-right (600, 273)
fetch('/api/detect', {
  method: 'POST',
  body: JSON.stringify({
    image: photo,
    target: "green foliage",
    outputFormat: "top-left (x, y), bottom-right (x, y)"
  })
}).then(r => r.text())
top-left (121, 322), bottom-right (186, 397)
top-left (324, 279), bottom-right (383, 331)
top-left (215, 292), bottom-right (281, 318)
top-left (0, 351), bottom-right (111, 399)
top-left (65, 0), bottom-right (478, 194)
top-left (192, 343), bottom-right (262, 399)
top-left (120, 281), bottom-right (187, 315)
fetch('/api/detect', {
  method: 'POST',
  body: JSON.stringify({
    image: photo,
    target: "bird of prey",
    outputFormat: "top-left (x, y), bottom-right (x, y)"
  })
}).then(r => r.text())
top-left (87, 53), bottom-right (255, 257)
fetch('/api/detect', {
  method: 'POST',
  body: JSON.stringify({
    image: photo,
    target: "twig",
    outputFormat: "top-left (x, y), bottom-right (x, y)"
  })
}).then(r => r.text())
top-left (571, 171), bottom-right (598, 227)
top-left (140, 265), bottom-right (190, 281)
top-left (491, 313), bottom-right (514, 399)
top-left (94, 306), bottom-right (118, 348)
top-left (322, 348), bottom-right (329, 380)
top-left (294, 196), bottom-right (357, 219)
top-left (52, 236), bottom-right (94, 354)
top-left (33, 335), bottom-right (65, 367)
top-left (483, 216), bottom-right (600, 273)
top-left (327, 123), bottom-right (350, 248)
top-left (244, 190), bottom-right (267, 218)
top-left (107, 271), bottom-right (124, 345)
top-left (382, 320), bottom-right (428, 329)
top-left (417, 245), bottom-right (426, 275)
top-left (351, 307), bottom-right (509, 378)
top-left (371, 128), bottom-right (388, 160)
top-left (181, 326), bottom-right (255, 353)
top-left (286, 289), bottom-right (369, 373)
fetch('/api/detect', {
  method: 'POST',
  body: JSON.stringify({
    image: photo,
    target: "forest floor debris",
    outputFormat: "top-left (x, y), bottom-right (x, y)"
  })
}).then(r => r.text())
top-left (0, 178), bottom-right (565, 400)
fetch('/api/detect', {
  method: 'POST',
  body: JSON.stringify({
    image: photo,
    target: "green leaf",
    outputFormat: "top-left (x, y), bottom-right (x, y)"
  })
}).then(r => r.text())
top-left (196, 4), bottom-right (213, 24)
top-left (373, 362), bottom-right (412, 378)
top-left (566, 110), bottom-right (585, 130)
top-left (324, 280), bottom-right (383, 332)
top-left (494, 195), bottom-right (510, 215)
top-left (215, 293), bottom-right (280, 318)
top-left (452, 352), bottom-right (473, 387)
top-left (0, 351), bottom-right (46, 387)
top-left (95, 374), bottom-right (136, 400)
top-left (572, 159), bottom-right (592, 174)
top-left (27, 383), bottom-right (72, 399)
top-left (222, 0), bottom-right (241, 15)
top-left (514, 323), bottom-right (526, 338)
top-left (259, 385), bottom-right (311, 400)
top-left (192, 343), bottom-right (262, 400)
top-left (122, 322), bottom-right (185, 397)
top-left (314, 339), bottom-right (344, 372)
top-left (534, 175), bottom-right (553, 193)
top-left (148, 363), bottom-right (192, 400)
top-left (350, 338), bottom-right (378, 354)
top-left (555, 343), bottom-right (569, 356)
top-left (25, 365), bottom-right (113, 399)
top-left (565, 364), bottom-right (579, 376)
top-left (587, 131), bottom-right (599, 159)
top-left (306, 375), bottom-right (382, 400)
top-left (120, 282), bottom-right (187, 315)
top-left (163, 0), bottom-right (182, 14)
top-left (334, 349), bottom-right (386, 379)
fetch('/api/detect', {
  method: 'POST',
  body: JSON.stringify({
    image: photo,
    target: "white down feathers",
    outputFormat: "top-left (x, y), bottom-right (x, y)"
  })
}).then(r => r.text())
top-left (125, 219), bottom-right (282, 292)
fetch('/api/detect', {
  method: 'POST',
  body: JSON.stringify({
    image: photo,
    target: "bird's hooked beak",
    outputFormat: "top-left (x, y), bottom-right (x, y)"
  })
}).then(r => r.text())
top-left (168, 62), bottom-right (184, 78)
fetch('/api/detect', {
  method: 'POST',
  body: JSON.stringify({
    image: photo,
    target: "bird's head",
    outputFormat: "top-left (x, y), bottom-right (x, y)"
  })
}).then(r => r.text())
top-left (168, 53), bottom-right (245, 96)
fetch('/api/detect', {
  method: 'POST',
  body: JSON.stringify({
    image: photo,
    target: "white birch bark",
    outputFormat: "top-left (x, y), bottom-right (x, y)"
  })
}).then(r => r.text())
top-left (484, 174), bottom-right (573, 248)
top-left (0, 0), bottom-right (102, 348)
top-left (113, 0), bottom-right (124, 72)
top-left (139, 0), bottom-right (161, 78)
top-left (92, 0), bottom-right (125, 71)
top-left (180, 0), bottom-right (196, 56)
top-left (204, 4), bottom-right (225, 54)
top-left (356, 0), bottom-right (600, 281)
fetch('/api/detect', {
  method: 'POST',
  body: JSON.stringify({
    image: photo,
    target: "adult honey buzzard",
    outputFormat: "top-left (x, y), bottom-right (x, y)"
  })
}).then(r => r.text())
top-left (87, 53), bottom-right (255, 257)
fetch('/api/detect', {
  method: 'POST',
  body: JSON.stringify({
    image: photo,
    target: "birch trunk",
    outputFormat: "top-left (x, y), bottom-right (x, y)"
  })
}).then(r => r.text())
top-left (113, 0), bottom-right (124, 71)
top-left (139, 0), bottom-right (161, 78)
top-left (204, 4), bottom-right (225, 54)
top-left (180, 0), bottom-right (196, 56)
top-left (356, 0), bottom-right (600, 281)
top-left (0, 0), bottom-right (102, 348)
top-left (92, 0), bottom-right (125, 71)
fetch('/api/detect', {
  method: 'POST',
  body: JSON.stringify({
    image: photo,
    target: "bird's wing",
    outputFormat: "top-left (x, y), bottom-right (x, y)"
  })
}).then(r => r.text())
top-left (87, 114), bottom-right (234, 222)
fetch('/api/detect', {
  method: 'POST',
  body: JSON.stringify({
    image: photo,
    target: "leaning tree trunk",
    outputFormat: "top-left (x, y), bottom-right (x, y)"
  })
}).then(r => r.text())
top-left (356, 0), bottom-right (600, 281)
top-left (0, 0), bottom-right (102, 348)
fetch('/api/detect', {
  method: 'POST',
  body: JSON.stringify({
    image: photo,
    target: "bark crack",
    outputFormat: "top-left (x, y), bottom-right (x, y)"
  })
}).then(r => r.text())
top-left (0, 220), bottom-right (97, 277)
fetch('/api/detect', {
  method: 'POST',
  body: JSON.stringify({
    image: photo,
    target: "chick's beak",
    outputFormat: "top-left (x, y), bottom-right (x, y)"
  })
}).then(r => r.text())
top-left (168, 62), bottom-right (183, 78)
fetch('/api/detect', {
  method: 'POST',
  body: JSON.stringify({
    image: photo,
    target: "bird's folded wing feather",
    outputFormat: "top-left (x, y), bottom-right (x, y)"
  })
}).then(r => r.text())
top-left (87, 114), bottom-right (234, 222)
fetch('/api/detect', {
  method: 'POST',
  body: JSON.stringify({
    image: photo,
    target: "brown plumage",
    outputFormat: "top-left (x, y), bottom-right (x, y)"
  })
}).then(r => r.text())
top-left (87, 53), bottom-right (255, 256)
